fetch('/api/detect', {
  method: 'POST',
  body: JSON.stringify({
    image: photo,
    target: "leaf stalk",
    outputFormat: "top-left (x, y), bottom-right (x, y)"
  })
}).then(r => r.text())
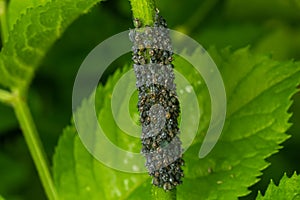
top-left (0, 88), bottom-right (13, 105)
top-left (13, 92), bottom-right (59, 200)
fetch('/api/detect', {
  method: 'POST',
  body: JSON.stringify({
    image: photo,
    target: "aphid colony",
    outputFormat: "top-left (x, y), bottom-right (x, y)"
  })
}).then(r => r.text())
top-left (129, 11), bottom-right (184, 191)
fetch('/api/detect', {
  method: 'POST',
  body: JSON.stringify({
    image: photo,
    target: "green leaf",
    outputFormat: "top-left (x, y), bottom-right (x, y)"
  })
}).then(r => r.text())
top-left (54, 126), bottom-right (151, 200)
top-left (53, 47), bottom-right (300, 199)
top-left (53, 66), bottom-right (151, 200)
top-left (0, 195), bottom-right (5, 200)
top-left (7, 0), bottom-right (48, 31)
top-left (0, 0), bottom-right (102, 92)
top-left (256, 173), bottom-right (300, 199)
top-left (177, 47), bottom-right (300, 199)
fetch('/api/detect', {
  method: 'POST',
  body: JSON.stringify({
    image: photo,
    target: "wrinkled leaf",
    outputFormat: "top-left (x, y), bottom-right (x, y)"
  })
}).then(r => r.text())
top-left (7, 0), bottom-right (48, 31)
top-left (0, 0), bottom-right (102, 91)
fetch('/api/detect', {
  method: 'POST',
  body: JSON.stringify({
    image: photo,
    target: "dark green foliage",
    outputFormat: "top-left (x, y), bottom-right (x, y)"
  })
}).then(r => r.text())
top-left (0, 0), bottom-right (300, 199)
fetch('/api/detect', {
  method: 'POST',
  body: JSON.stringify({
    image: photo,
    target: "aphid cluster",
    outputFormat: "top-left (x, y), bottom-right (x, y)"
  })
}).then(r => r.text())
top-left (129, 11), bottom-right (184, 191)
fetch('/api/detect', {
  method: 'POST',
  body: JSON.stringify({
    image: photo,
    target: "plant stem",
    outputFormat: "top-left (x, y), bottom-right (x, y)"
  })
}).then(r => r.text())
top-left (129, 0), bottom-right (156, 26)
top-left (0, 88), bottom-right (13, 105)
top-left (12, 92), bottom-right (58, 200)
top-left (0, 0), bottom-right (9, 42)
top-left (152, 186), bottom-right (176, 200)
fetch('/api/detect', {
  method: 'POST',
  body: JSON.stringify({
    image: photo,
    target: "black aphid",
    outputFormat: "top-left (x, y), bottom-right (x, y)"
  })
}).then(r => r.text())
top-left (129, 10), bottom-right (184, 191)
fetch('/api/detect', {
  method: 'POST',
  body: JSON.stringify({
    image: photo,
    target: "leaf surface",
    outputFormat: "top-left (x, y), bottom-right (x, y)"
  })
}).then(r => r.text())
top-left (53, 66), bottom-right (151, 200)
top-left (177, 47), bottom-right (300, 199)
top-left (7, 0), bottom-right (48, 31)
top-left (256, 173), bottom-right (300, 200)
top-left (0, 0), bottom-right (102, 91)
top-left (53, 47), bottom-right (300, 199)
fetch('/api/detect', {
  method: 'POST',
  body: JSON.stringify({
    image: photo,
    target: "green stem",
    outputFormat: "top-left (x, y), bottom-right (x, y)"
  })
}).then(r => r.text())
top-left (152, 186), bottom-right (176, 200)
top-left (12, 92), bottom-right (58, 200)
top-left (129, 0), bottom-right (156, 26)
top-left (0, 88), bottom-right (13, 105)
top-left (0, 0), bottom-right (9, 43)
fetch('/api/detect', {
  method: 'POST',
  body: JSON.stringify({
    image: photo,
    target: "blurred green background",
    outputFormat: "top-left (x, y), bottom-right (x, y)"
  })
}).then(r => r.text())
top-left (0, 0), bottom-right (299, 199)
